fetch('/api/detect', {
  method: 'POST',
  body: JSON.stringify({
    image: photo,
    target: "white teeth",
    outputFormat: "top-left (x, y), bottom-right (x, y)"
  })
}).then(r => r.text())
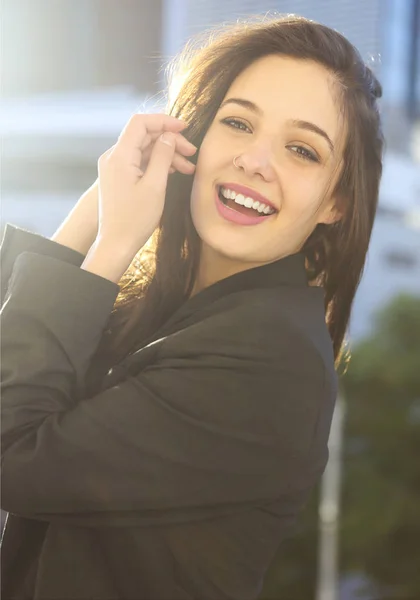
top-left (220, 186), bottom-right (275, 215)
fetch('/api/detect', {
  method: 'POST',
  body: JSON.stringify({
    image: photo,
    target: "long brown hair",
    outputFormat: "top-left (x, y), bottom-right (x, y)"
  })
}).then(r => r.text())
top-left (88, 14), bottom-right (384, 388)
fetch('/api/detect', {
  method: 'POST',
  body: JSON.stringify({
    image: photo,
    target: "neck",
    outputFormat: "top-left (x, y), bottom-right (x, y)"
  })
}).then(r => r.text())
top-left (190, 242), bottom-right (264, 298)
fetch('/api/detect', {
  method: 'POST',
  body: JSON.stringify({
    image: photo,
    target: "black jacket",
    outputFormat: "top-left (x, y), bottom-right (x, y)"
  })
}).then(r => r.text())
top-left (0, 223), bottom-right (337, 600)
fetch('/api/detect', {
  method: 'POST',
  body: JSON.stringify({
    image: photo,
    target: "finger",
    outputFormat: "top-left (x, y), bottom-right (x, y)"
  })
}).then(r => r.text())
top-left (142, 132), bottom-right (177, 191)
top-left (116, 114), bottom-right (189, 169)
top-left (139, 133), bottom-right (153, 151)
top-left (113, 118), bottom-right (147, 169)
top-left (98, 145), bottom-right (115, 164)
top-left (140, 147), bottom-right (195, 176)
top-left (142, 113), bottom-right (188, 133)
top-left (171, 153), bottom-right (196, 174)
top-left (145, 131), bottom-right (197, 155)
top-left (119, 114), bottom-right (186, 148)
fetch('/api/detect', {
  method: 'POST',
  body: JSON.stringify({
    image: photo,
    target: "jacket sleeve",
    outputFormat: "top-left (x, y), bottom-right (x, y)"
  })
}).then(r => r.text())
top-left (1, 223), bottom-right (86, 307)
top-left (1, 251), bottom-right (329, 527)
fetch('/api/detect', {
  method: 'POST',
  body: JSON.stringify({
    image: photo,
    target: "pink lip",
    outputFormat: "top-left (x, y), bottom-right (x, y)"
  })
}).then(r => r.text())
top-left (214, 188), bottom-right (273, 226)
top-left (219, 182), bottom-right (277, 211)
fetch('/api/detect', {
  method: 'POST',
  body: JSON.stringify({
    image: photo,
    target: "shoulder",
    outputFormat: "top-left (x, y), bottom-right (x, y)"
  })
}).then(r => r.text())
top-left (163, 286), bottom-right (333, 380)
top-left (155, 286), bottom-right (336, 463)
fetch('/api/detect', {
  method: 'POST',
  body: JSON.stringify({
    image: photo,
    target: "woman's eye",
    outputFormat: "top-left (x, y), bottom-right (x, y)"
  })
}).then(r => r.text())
top-left (289, 145), bottom-right (319, 163)
top-left (219, 118), bottom-right (319, 163)
top-left (221, 118), bottom-right (251, 133)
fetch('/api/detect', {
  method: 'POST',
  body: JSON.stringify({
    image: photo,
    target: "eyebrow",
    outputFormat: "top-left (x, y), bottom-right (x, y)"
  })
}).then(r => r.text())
top-left (219, 97), bottom-right (335, 154)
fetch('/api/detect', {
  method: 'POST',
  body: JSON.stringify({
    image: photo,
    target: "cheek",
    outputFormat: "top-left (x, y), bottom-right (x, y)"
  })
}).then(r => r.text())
top-left (285, 172), bottom-right (328, 214)
top-left (189, 154), bottom-right (213, 216)
top-left (192, 132), bottom-right (227, 191)
top-left (196, 130), bottom-right (219, 165)
top-left (192, 138), bottom-right (213, 181)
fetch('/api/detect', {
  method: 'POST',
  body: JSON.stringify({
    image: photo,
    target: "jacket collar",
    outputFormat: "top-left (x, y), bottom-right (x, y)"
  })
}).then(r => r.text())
top-left (185, 251), bottom-right (308, 310)
top-left (111, 252), bottom-right (311, 375)
top-left (159, 251), bottom-right (310, 334)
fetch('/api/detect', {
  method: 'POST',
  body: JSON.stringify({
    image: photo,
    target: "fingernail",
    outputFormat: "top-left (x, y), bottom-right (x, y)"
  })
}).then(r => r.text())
top-left (160, 132), bottom-right (174, 146)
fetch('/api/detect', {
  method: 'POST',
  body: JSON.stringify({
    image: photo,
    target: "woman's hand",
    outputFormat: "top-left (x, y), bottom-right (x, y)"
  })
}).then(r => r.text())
top-left (80, 113), bottom-right (197, 283)
top-left (53, 114), bottom-right (195, 256)
top-left (96, 113), bottom-right (196, 251)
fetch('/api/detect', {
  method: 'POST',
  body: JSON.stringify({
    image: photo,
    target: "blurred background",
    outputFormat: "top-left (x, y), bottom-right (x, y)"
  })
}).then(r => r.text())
top-left (1, 1), bottom-right (419, 598)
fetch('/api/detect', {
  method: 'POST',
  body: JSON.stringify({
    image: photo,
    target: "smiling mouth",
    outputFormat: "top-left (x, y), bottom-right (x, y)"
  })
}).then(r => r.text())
top-left (217, 185), bottom-right (276, 218)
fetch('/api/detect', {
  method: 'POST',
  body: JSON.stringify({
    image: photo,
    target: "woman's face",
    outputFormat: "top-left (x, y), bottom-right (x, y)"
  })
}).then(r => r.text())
top-left (190, 55), bottom-right (345, 285)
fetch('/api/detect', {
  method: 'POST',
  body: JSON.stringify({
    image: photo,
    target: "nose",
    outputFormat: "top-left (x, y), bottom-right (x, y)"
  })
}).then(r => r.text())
top-left (234, 142), bottom-right (277, 181)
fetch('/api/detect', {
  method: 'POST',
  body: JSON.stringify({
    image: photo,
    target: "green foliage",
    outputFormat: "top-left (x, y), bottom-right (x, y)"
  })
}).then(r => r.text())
top-left (260, 294), bottom-right (420, 599)
top-left (340, 294), bottom-right (420, 597)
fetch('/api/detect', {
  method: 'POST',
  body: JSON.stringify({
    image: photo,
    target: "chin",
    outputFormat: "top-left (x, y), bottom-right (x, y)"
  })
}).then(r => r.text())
top-left (190, 190), bottom-right (273, 264)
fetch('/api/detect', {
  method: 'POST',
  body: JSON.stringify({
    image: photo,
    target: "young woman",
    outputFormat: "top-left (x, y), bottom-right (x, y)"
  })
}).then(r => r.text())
top-left (1, 14), bottom-right (383, 600)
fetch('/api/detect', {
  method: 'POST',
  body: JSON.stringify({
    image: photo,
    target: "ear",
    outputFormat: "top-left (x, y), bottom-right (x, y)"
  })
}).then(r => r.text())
top-left (318, 198), bottom-right (343, 226)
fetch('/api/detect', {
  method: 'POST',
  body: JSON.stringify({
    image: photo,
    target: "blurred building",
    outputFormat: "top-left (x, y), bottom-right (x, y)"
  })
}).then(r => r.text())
top-left (163, 0), bottom-right (383, 60)
top-left (1, 0), bottom-right (419, 342)
top-left (2, 0), bottom-right (164, 97)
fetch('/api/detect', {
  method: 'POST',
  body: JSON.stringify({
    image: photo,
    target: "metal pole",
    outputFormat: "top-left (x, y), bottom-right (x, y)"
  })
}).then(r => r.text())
top-left (315, 393), bottom-right (346, 600)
